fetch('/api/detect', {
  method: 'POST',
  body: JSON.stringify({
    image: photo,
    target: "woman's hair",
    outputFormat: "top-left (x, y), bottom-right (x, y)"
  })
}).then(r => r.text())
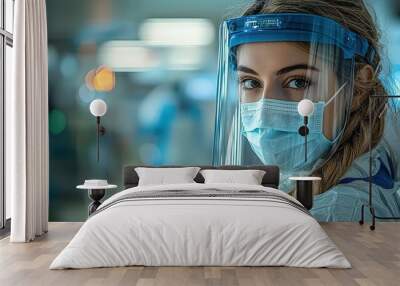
top-left (243, 0), bottom-right (388, 193)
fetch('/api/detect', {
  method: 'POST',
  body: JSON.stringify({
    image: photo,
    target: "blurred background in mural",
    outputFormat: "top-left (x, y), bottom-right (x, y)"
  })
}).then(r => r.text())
top-left (47, 0), bottom-right (400, 221)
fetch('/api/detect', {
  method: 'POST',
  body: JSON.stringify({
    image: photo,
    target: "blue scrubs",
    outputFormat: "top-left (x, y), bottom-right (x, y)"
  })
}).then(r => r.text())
top-left (311, 109), bottom-right (400, 221)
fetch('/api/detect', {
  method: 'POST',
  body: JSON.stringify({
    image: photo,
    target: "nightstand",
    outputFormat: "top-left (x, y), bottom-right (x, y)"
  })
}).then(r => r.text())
top-left (77, 180), bottom-right (117, 215)
top-left (289, 177), bottom-right (321, 210)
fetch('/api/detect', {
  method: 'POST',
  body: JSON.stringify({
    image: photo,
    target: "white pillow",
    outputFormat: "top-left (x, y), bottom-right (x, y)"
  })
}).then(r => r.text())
top-left (135, 167), bottom-right (200, 186)
top-left (200, 169), bottom-right (266, 185)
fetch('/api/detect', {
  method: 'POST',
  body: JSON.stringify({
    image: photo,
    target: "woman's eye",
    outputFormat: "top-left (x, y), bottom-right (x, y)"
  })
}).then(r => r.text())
top-left (241, 79), bottom-right (262, 90)
top-left (286, 78), bottom-right (310, 89)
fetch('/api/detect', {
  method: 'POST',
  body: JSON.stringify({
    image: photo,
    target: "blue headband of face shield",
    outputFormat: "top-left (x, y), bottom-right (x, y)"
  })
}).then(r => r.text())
top-left (225, 13), bottom-right (375, 63)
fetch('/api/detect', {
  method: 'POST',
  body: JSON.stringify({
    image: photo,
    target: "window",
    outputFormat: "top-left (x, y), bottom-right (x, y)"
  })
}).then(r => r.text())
top-left (0, 0), bottom-right (14, 230)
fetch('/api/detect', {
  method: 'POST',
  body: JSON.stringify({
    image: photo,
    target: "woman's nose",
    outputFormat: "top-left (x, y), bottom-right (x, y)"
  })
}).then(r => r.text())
top-left (262, 81), bottom-right (281, 100)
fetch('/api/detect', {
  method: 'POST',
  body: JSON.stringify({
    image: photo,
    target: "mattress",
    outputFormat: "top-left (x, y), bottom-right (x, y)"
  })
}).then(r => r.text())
top-left (50, 183), bottom-right (350, 269)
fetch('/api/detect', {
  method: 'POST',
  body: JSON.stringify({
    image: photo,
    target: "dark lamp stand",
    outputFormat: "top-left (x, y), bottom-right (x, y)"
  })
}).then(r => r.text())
top-left (289, 177), bottom-right (321, 210)
top-left (295, 180), bottom-right (313, 210)
top-left (88, 189), bottom-right (105, 215)
top-left (298, 116), bottom-right (309, 162)
top-left (96, 116), bottom-right (106, 162)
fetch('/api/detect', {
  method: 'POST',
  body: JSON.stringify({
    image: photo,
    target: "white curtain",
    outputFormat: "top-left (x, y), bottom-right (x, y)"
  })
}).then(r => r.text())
top-left (7, 0), bottom-right (49, 242)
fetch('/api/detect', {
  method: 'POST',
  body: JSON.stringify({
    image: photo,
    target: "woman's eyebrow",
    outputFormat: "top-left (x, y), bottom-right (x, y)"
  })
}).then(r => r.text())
top-left (276, 64), bottom-right (320, 76)
top-left (237, 64), bottom-right (319, 76)
top-left (237, 65), bottom-right (259, 76)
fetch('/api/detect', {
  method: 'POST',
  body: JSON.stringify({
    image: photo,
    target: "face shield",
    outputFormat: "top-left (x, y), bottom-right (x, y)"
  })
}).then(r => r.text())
top-left (213, 13), bottom-right (375, 191)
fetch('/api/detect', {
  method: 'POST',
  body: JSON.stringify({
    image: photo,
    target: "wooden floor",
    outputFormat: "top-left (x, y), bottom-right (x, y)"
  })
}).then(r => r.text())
top-left (0, 222), bottom-right (399, 286)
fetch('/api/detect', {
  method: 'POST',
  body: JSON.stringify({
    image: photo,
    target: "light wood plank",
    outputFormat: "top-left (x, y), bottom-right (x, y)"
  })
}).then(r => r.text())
top-left (0, 222), bottom-right (399, 286)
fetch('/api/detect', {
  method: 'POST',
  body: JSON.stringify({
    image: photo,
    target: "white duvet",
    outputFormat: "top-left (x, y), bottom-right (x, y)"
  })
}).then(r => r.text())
top-left (50, 183), bottom-right (351, 269)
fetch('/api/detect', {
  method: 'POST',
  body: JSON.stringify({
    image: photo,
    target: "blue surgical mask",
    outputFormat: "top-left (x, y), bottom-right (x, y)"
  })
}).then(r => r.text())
top-left (240, 98), bottom-right (335, 171)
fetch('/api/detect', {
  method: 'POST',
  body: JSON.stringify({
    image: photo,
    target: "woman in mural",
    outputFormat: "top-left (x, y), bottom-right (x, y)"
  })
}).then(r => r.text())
top-left (213, 0), bottom-right (400, 221)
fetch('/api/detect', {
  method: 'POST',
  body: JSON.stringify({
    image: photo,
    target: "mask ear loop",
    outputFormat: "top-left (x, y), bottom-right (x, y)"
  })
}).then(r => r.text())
top-left (311, 62), bottom-right (382, 175)
top-left (325, 61), bottom-right (381, 109)
top-left (308, 83), bottom-right (348, 175)
top-left (317, 82), bottom-right (348, 146)
top-left (324, 82), bottom-right (348, 108)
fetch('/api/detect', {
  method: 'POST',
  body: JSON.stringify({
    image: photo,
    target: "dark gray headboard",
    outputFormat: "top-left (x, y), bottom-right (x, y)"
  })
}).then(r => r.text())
top-left (123, 165), bottom-right (280, 189)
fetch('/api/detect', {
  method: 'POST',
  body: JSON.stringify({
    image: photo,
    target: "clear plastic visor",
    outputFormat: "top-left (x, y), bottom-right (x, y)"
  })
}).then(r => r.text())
top-left (212, 14), bottom-right (375, 192)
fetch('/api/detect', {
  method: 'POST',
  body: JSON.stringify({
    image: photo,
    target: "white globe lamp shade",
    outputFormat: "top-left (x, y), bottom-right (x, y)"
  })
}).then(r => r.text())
top-left (297, 99), bottom-right (314, 117)
top-left (90, 99), bottom-right (107, 117)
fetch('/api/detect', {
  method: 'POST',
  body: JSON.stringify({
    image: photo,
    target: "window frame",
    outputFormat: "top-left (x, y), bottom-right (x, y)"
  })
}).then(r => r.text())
top-left (0, 0), bottom-right (14, 230)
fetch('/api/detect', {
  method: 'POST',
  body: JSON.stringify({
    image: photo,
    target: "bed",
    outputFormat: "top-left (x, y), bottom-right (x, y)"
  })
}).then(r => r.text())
top-left (50, 165), bottom-right (350, 269)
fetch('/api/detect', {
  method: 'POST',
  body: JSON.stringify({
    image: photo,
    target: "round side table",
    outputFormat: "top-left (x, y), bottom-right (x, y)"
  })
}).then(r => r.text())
top-left (77, 183), bottom-right (117, 215)
top-left (289, 177), bottom-right (321, 210)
